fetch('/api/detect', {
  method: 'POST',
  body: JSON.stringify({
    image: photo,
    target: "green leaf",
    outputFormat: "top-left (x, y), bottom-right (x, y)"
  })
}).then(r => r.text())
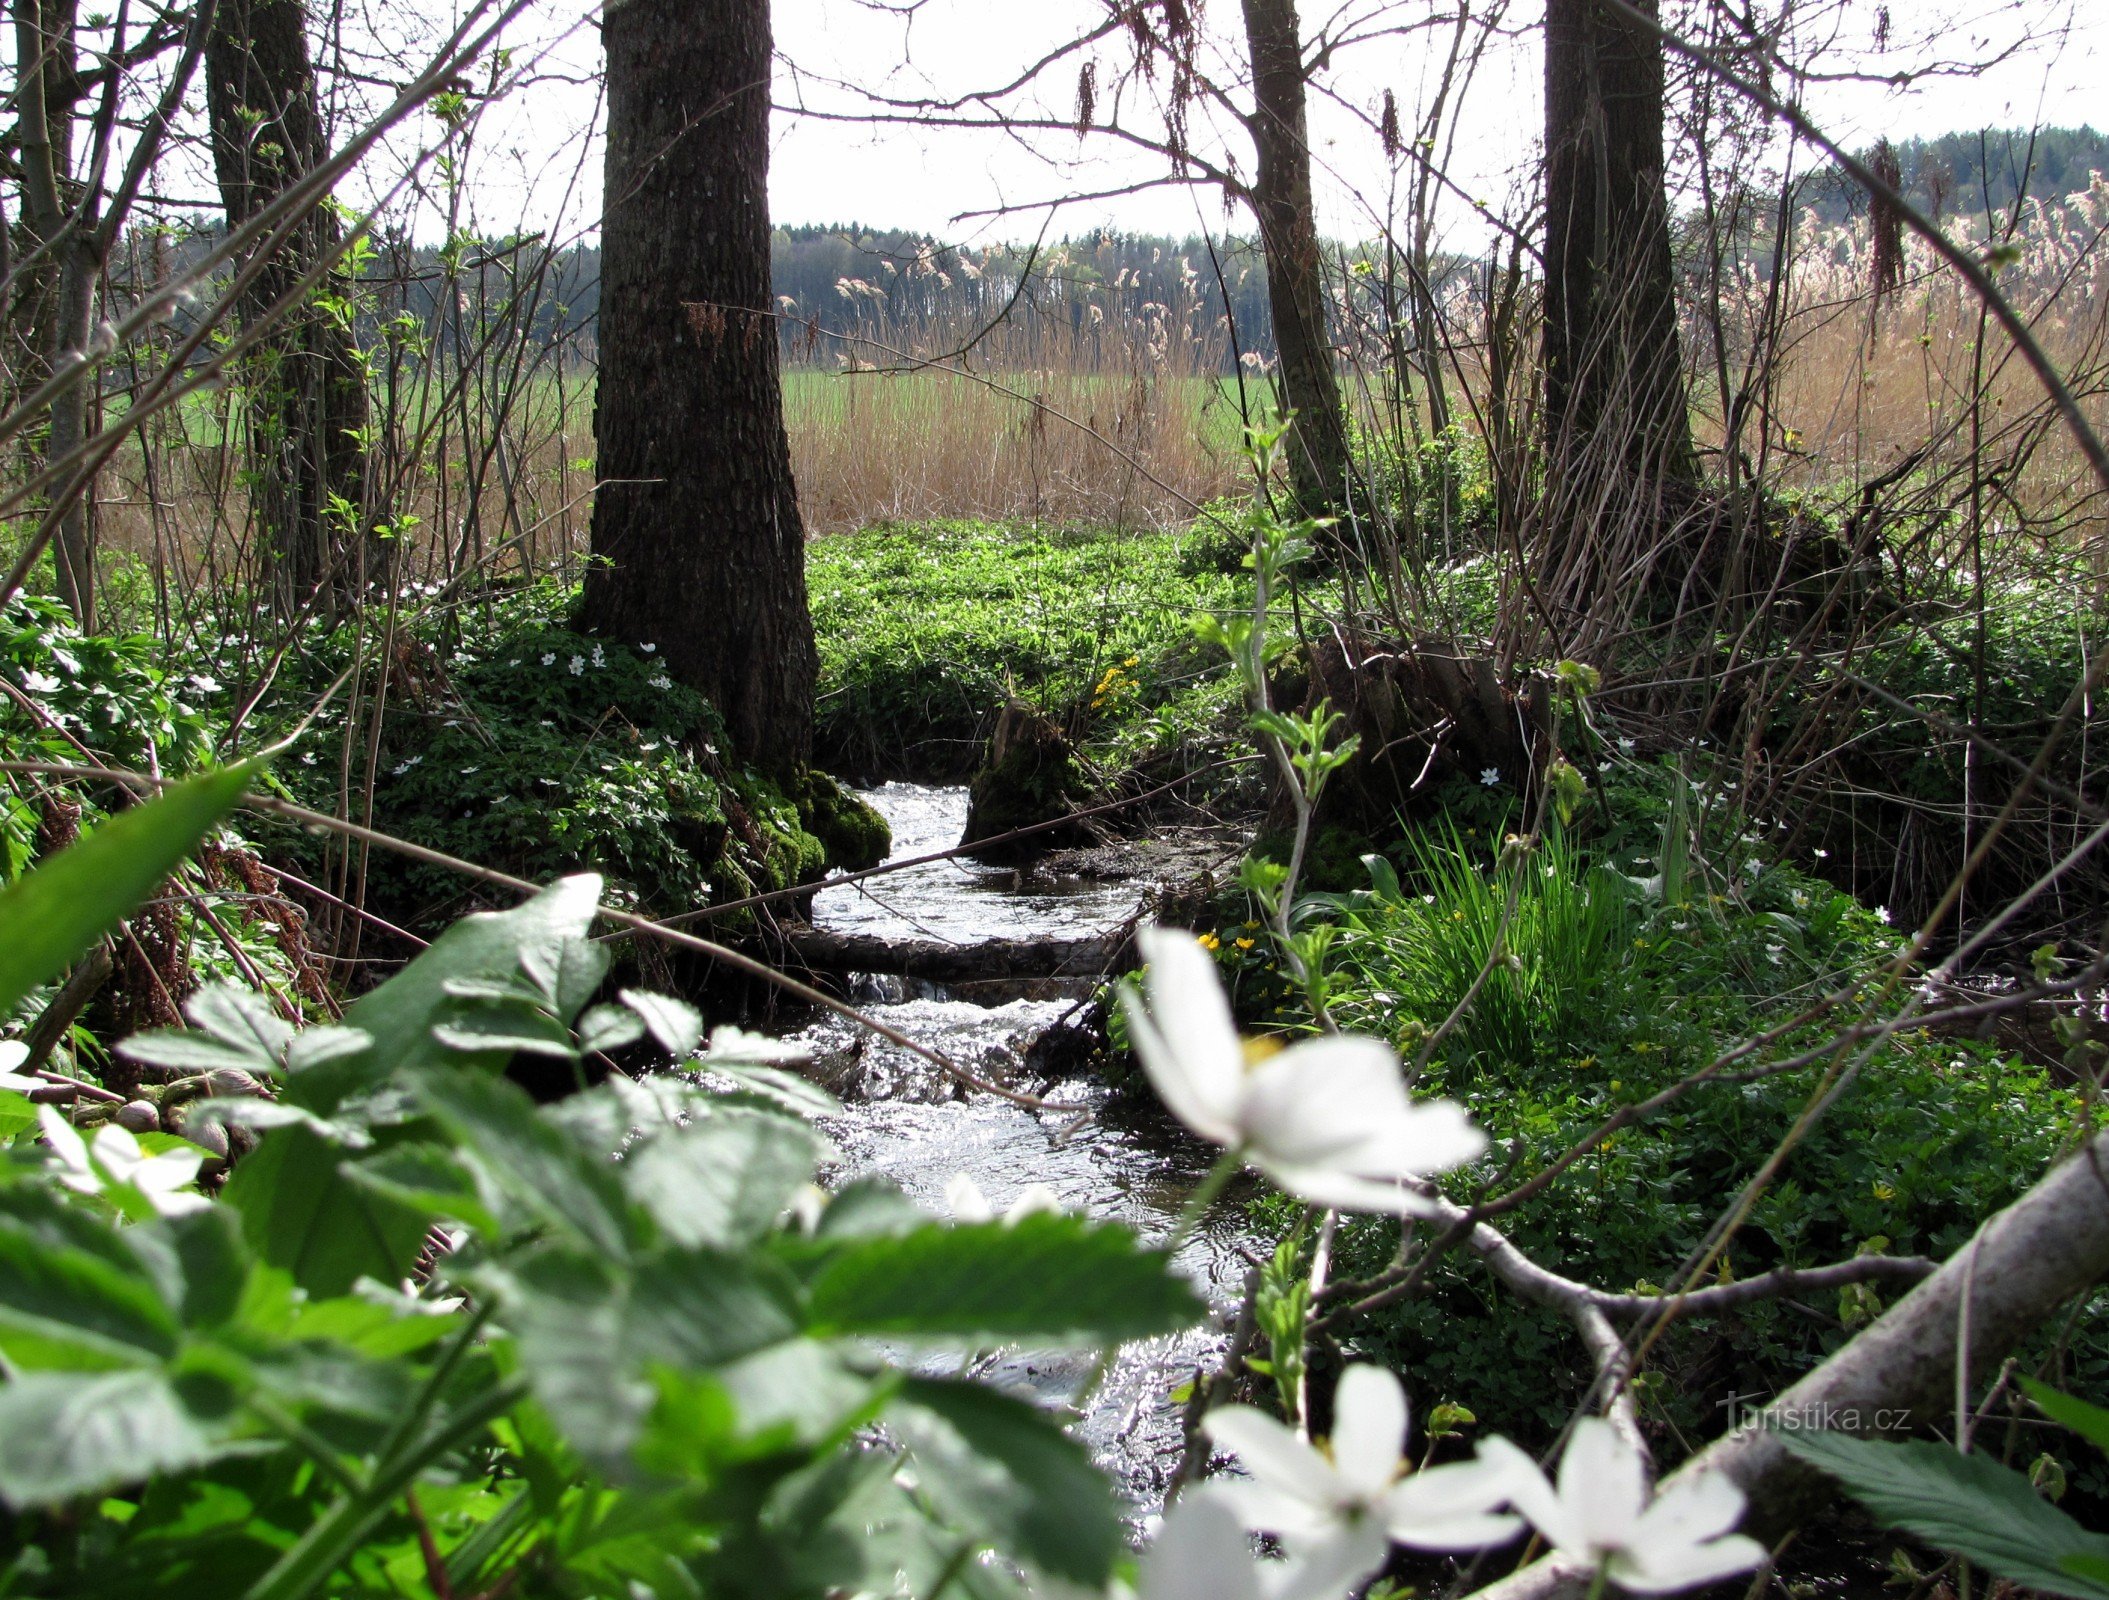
top-left (0, 1089), bottom-right (36, 1141)
top-left (814, 1177), bottom-right (925, 1240)
top-left (302, 876), bottom-right (605, 1112)
top-left (183, 983), bottom-right (293, 1066)
top-left (486, 1243), bottom-right (800, 1472)
top-left (0, 1369), bottom-right (224, 1507)
top-left (707, 1064), bottom-right (841, 1121)
top-left (890, 1377), bottom-right (1121, 1584)
top-left (0, 1218), bottom-right (181, 1370)
top-left (802, 1214), bottom-right (1205, 1345)
top-left (621, 990), bottom-right (703, 1058)
top-left (1782, 1430), bottom-right (2109, 1600)
top-left (578, 1003), bottom-right (646, 1054)
top-left (414, 1070), bottom-right (634, 1257)
top-left (2024, 1379), bottom-right (2109, 1456)
top-left (219, 1125), bottom-right (431, 1298)
top-left (117, 1032), bottom-right (277, 1076)
top-left (0, 762), bottom-right (258, 1015)
top-left (338, 1142), bottom-right (500, 1235)
top-left (622, 1114), bottom-right (818, 1249)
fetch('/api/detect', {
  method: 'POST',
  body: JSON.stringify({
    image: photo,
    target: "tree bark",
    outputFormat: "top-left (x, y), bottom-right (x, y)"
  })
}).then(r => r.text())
top-left (12, 0), bottom-right (96, 629)
top-left (1239, 0), bottom-right (1352, 519)
top-left (205, 0), bottom-right (375, 611)
top-left (583, 0), bottom-right (816, 777)
top-left (1541, 0), bottom-right (1695, 490)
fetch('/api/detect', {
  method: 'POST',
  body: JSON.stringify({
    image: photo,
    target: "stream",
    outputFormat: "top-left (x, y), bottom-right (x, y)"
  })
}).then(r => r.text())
top-left (782, 782), bottom-right (1256, 1511)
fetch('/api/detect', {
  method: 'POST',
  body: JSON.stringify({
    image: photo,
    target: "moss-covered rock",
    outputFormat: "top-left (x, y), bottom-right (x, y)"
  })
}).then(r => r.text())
top-left (961, 703), bottom-right (1094, 860)
top-left (795, 769), bottom-right (891, 871)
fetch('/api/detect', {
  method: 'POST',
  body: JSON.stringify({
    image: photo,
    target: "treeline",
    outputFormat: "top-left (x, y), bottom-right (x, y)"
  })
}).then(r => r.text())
top-left (1805, 125), bottom-right (2108, 225)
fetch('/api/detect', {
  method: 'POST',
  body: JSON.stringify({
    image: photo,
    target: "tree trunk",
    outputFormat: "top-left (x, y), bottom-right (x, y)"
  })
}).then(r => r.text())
top-left (583, 0), bottom-right (816, 777)
top-left (206, 0), bottom-right (375, 611)
top-left (12, 0), bottom-right (96, 629)
top-left (1541, 0), bottom-right (1695, 491)
top-left (1239, 0), bottom-right (1352, 519)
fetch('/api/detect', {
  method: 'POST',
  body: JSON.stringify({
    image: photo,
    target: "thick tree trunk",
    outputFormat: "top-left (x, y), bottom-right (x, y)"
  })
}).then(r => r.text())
top-left (583, 0), bottom-right (816, 777)
top-left (206, 0), bottom-right (375, 611)
top-left (1542, 0), bottom-right (1695, 491)
top-left (1240, 0), bottom-right (1352, 519)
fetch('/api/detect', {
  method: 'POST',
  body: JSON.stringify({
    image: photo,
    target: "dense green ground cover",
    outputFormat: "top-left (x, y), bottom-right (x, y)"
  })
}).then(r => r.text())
top-left (808, 520), bottom-right (1255, 785)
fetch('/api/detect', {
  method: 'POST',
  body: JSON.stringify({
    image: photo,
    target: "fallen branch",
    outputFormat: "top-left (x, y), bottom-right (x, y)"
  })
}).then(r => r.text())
top-left (1469, 1128), bottom-right (2109, 1600)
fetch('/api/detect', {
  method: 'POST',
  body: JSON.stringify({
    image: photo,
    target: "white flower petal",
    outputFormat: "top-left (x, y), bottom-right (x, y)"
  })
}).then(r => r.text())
top-left (1630, 1470), bottom-right (1748, 1552)
top-left (1611, 1532), bottom-right (1767, 1594)
top-left (1382, 1456), bottom-right (1526, 1551)
top-left (1238, 1037), bottom-right (1410, 1163)
top-left (1272, 1522), bottom-right (1390, 1600)
top-left (1560, 1419), bottom-right (1648, 1548)
top-left (1140, 1490), bottom-right (1268, 1600)
top-left (1137, 927), bottom-right (1247, 1125)
top-left (1122, 986), bottom-right (1239, 1146)
top-left (1248, 1158), bottom-right (1442, 1217)
top-left (1002, 1183), bottom-right (1064, 1223)
top-left (1327, 1364), bottom-right (1408, 1499)
top-left (945, 1173), bottom-right (994, 1223)
top-left (1214, 1478), bottom-right (1337, 1541)
top-left (37, 1106), bottom-right (93, 1182)
top-left (1476, 1437), bottom-right (1580, 1552)
top-left (1331, 1098), bottom-right (1489, 1180)
top-left (1204, 1405), bottom-right (1342, 1508)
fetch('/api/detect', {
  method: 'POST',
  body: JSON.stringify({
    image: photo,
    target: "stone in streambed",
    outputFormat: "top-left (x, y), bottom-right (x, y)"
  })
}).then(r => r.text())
top-left (961, 703), bottom-right (1095, 861)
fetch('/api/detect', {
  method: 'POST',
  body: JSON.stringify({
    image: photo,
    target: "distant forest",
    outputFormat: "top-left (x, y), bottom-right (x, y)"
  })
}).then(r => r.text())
top-left (117, 128), bottom-right (2108, 372)
top-left (1799, 124), bottom-right (2108, 225)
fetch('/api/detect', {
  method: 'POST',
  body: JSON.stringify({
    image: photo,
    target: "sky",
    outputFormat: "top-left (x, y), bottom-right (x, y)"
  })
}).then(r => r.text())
top-left (294, 0), bottom-right (2109, 250)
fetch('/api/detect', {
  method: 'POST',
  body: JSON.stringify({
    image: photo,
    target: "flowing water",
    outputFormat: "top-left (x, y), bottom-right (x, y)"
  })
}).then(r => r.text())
top-left (786, 783), bottom-right (1255, 1511)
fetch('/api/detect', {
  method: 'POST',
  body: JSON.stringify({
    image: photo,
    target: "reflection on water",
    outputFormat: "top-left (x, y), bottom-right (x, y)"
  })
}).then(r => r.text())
top-left (784, 786), bottom-right (1251, 1511)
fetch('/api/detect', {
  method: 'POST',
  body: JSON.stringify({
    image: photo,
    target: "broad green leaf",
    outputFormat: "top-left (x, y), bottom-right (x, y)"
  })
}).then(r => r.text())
top-left (1783, 1430), bottom-right (2109, 1600)
top-left (890, 1377), bottom-right (1121, 1584)
top-left (0, 1220), bottom-right (181, 1370)
top-left (338, 1142), bottom-right (499, 1235)
top-left (117, 1032), bottom-right (278, 1076)
top-left (485, 1243), bottom-right (798, 1472)
top-left (578, 1003), bottom-right (646, 1054)
top-left (431, 1010), bottom-right (580, 1061)
top-left (413, 1070), bottom-right (634, 1257)
top-left (2024, 1378), bottom-right (2109, 1456)
top-left (0, 1088), bottom-right (36, 1141)
top-left (621, 990), bottom-right (703, 1058)
top-left (0, 1368), bottom-right (224, 1507)
top-left (621, 1114), bottom-right (818, 1249)
top-left (297, 875), bottom-right (605, 1112)
top-left (802, 1214), bottom-right (1205, 1345)
top-left (0, 761), bottom-right (258, 1015)
top-left (183, 983), bottom-right (293, 1066)
top-left (708, 1063), bottom-right (841, 1120)
top-left (220, 1125), bottom-right (431, 1298)
top-left (814, 1177), bottom-right (925, 1240)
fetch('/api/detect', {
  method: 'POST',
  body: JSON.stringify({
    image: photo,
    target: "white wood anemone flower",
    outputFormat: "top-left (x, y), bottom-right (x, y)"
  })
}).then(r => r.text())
top-left (944, 1173), bottom-right (1064, 1225)
top-left (37, 1106), bottom-right (211, 1218)
top-left (1120, 926), bottom-right (1486, 1215)
top-left (1138, 1492), bottom-right (1299, 1600)
top-left (1204, 1362), bottom-right (1523, 1595)
top-left (1479, 1419), bottom-right (1767, 1594)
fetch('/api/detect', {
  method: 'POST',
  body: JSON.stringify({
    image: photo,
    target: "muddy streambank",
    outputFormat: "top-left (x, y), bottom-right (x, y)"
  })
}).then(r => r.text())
top-left (763, 783), bottom-right (1253, 1509)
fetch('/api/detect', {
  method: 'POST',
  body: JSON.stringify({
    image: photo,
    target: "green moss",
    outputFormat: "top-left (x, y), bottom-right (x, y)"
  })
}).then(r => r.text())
top-left (794, 769), bottom-right (890, 871)
top-left (962, 708), bottom-right (1090, 857)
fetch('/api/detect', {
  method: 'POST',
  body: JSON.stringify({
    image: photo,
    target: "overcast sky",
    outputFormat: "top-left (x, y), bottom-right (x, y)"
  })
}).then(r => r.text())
top-left (380, 0), bottom-right (2108, 250)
